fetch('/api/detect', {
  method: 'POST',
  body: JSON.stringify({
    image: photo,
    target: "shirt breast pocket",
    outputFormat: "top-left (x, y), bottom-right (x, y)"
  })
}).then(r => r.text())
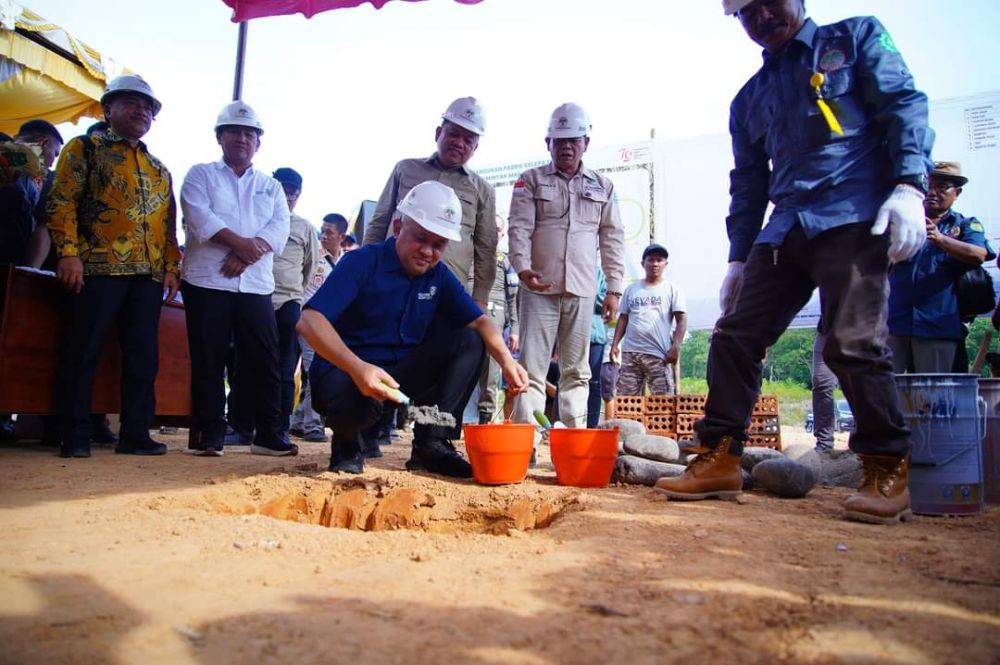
top-left (578, 188), bottom-right (607, 226)
top-left (252, 195), bottom-right (275, 224)
top-left (814, 43), bottom-right (863, 138)
top-left (534, 185), bottom-right (565, 225)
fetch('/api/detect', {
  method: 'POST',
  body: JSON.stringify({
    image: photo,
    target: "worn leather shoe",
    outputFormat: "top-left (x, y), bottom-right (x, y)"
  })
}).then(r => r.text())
top-left (654, 436), bottom-right (742, 500)
top-left (406, 439), bottom-right (472, 478)
top-left (844, 454), bottom-right (912, 524)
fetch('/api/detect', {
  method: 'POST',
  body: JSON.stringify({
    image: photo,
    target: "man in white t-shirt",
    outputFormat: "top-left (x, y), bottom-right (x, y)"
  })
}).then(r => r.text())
top-left (609, 244), bottom-right (687, 395)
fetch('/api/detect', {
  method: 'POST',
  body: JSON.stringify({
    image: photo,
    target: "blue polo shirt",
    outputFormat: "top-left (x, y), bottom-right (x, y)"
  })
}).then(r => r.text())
top-left (888, 210), bottom-right (995, 340)
top-left (727, 17), bottom-right (934, 262)
top-left (304, 238), bottom-right (483, 376)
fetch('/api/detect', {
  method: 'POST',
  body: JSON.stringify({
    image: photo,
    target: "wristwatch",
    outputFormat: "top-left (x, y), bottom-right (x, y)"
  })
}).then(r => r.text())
top-left (897, 173), bottom-right (929, 195)
top-left (607, 291), bottom-right (622, 297)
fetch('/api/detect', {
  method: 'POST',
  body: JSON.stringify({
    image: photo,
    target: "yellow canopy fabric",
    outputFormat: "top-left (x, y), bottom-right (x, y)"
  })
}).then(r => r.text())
top-left (0, 7), bottom-right (125, 136)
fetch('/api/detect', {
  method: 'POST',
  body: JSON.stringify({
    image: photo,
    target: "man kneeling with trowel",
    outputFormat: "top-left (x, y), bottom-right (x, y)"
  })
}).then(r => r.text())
top-left (298, 181), bottom-right (529, 477)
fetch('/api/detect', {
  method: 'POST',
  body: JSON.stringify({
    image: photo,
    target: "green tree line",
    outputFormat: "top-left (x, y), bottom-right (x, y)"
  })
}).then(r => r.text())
top-left (680, 318), bottom-right (997, 391)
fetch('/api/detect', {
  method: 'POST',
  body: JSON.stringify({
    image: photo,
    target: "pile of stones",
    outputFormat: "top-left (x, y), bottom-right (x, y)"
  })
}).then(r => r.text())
top-left (600, 419), bottom-right (863, 498)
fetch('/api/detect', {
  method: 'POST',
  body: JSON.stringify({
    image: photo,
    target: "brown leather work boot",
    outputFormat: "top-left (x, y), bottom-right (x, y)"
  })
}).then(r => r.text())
top-left (843, 454), bottom-right (912, 525)
top-left (654, 436), bottom-right (742, 500)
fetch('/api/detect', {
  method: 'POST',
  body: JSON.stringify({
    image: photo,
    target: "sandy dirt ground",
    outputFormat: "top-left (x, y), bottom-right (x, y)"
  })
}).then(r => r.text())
top-left (1, 425), bottom-right (998, 664)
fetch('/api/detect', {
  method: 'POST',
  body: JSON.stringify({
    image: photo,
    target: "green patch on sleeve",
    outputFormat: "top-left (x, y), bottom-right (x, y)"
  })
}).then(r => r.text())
top-left (878, 32), bottom-right (900, 55)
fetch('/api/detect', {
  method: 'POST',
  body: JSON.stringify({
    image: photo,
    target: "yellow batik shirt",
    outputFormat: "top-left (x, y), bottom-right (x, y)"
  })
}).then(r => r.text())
top-left (47, 130), bottom-right (181, 280)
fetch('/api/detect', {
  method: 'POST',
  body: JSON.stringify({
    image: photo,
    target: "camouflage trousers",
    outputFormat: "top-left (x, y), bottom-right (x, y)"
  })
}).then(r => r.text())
top-left (616, 351), bottom-right (673, 395)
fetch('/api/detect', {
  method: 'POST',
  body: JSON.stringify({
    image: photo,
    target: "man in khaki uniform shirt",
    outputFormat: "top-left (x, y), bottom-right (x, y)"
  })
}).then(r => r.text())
top-left (362, 97), bottom-right (497, 305)
top-left (509, 103), bottom-right (626, 429)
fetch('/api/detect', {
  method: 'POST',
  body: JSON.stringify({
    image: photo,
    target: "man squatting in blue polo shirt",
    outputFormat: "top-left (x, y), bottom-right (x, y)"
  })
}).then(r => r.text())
top-left (297, 181), bottom-right (529, 477)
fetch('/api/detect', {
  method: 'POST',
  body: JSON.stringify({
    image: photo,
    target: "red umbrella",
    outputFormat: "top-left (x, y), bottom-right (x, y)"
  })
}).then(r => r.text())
top-left (222, 0), bottom-right (483, 22)
top-left (220, 0), bottom-right (485, 98)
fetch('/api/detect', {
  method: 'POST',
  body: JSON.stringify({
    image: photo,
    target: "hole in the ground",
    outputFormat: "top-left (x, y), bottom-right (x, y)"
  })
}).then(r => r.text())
top-left (194, 476), bottom-right (581, 535)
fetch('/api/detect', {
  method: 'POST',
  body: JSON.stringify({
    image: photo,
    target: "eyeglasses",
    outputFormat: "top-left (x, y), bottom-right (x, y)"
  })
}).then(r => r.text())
top-left (928, 180), bottom-right (959, 194)
top-left (735, 0), bottom-right (782, 19)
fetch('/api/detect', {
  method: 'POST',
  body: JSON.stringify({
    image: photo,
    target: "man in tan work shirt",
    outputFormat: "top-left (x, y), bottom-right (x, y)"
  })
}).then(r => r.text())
top-left (362, 97), bottom-right (497, 305)
top-left (508, 102), bottom-right (626, 430)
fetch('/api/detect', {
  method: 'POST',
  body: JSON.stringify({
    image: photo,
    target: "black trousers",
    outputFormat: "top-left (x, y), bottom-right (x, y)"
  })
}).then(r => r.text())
top-left (695, 222), bottom-right (910, 457)
top-left (312, 318), bottom-right (485, 458)
top-left (228, 300), bottom-right (301, 435)
top-left (181, 281), bottom-right (282, 446)
top-left (54, 275), bottom-right (163, 448)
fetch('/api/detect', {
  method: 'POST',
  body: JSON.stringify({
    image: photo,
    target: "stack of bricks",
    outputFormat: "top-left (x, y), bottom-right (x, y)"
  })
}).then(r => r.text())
top-left (612, 394), bottom-right (781, 450)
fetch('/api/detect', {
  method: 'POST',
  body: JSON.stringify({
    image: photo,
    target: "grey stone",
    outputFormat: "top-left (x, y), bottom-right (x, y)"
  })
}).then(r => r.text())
top-left (623, 434), bottom-right (680, 463)
top-left (742, 468), bottom-right (754, 491)
top-left (740, 446), bottom-right (785, 473)
top-left (752, 458), bottom-right (816, 498)
top-left (782, 444), bottom-right (822, 480)
top-left (599, 419), bottom-right (645, 444)
top-left (817, 448), bottom-right (864, 488)
top-left (408, 405), bottom-right (455, 427)
top-left (612, 455), bottom-right (686, 486)
top-left (677, 438), bottom-right (699, 454)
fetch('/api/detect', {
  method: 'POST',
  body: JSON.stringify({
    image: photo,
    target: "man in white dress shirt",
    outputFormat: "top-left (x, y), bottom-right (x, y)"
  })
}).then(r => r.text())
top-left (179, 101), bottom-right (297, 457)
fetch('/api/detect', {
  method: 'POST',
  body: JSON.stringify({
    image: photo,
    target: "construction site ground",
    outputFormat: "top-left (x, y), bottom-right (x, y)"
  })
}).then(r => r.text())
top-left (1, 426), bottom-right (997, 664)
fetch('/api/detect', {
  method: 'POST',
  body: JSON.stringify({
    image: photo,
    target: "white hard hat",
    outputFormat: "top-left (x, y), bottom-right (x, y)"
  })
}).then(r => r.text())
top-left (546, 102), bottom-right (591, 140)
top-left (396, 181), bottom-right (463, 242)
top-left (214, 101), bottom-right (264, 135)
top-left (441, 97), bottom-right (486, 136)
top-left (722, 0), bottom-right (753, 16)
top-left (101, 74), bottom-right (162, 116)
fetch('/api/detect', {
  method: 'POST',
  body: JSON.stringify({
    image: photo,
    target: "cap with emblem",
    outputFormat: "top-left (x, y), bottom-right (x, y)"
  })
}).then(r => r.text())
top-left (930, 161), bottom-right (968, 187)
top-left (396, 180), bottom-right (463, 242)
top-left (722, 0), bottom-right (753, 16)
top-left (215, 101), bottom-right (264, 135)
top-left (441, 97), bottom-right (486, 136)
top-left (546, 102), bottom-right (591, 140)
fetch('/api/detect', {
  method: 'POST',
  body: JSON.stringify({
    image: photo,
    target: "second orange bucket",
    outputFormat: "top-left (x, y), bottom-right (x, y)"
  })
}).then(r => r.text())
top-left (549, 428), bottom-right (619, 488)
top-left (463, 423), bottom-right (535, 485)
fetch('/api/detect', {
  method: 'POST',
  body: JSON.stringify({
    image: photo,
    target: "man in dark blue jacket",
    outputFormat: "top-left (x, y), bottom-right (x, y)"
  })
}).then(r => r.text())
top-left (888, 162), bottom-right (994, 373)
top-left (655, 0), bottom-right (934, 525)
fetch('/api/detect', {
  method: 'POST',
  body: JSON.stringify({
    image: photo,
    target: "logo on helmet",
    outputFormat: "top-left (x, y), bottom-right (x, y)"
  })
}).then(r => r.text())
top-left (443, 206), bottom-right (457, 221)
top-left (558, 117), bottom-right (568, 127)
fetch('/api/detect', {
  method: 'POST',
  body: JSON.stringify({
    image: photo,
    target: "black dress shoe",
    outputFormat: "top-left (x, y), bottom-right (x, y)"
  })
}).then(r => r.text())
top-left (115, 438), bottom-right (167, 456)
top-left (328, 453), bottom-right (364, 474)
top-left (406, 439), bottom-right (472, 478)
top-left (59, 445), bottom-right (91, 458)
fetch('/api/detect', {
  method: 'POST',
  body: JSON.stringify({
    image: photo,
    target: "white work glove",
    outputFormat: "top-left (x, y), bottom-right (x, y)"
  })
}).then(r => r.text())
top-left (719, 261), bottom-right (745, 316)
top-left (871, 184), bottom-right (926, 263)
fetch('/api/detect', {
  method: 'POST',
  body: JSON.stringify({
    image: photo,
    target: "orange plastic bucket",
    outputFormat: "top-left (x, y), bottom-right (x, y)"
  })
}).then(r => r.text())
top-left (463, 423), bottom-right (535, 485)
top-left (550, 428), bottom-right (619, 487)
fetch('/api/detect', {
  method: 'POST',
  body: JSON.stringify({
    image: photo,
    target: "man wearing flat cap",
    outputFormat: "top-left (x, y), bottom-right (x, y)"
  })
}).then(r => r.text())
top-left (888, 161), bottom-right (995, 373)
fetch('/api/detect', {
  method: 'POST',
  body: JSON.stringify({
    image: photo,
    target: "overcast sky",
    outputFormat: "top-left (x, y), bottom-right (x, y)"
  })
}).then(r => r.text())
top-left (25, 0), bottom-right (1000, 226)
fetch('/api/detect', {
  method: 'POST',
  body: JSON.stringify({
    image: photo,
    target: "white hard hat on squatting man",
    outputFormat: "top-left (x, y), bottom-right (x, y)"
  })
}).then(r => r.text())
top-left (101, 74), bottom-right (162, 116)
top-left (546, 102), bottom-right (591, 140)
top-left (396, 181), bottom-right (463, 242)
top-left (722, 0), bottom-right (754, 16)
top-left (214, 101), bottom-right (264, 135)
top-left (441, 96), bottom-right (486, 136)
